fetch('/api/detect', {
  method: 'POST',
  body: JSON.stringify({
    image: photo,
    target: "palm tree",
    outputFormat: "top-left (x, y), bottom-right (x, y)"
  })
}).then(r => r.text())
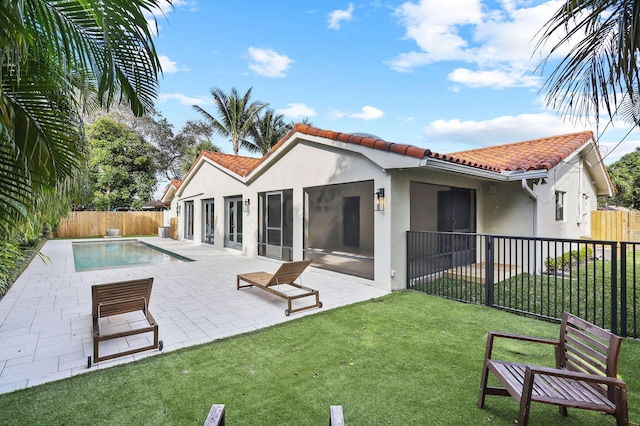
top-left (244, 109), bottom-right (293, 155)
top-left (193, 87), bottom-right (266, 156)
top-left (0, 0), bottom-right (163, 235)
top-left (536, 0), bottom-right (640, 127)
top-left (181, 140), bottom-right (223, 175)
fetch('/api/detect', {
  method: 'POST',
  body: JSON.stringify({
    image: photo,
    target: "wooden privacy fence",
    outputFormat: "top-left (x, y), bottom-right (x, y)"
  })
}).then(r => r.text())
top-left (591, 210), bottom-right (640, 242)
top-left (54, 211), bottom-right (164, 238)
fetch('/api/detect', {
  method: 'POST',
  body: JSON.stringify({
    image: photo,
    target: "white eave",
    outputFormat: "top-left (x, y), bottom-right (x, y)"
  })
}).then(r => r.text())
top-left (418, 157), bottom-right (549, 182)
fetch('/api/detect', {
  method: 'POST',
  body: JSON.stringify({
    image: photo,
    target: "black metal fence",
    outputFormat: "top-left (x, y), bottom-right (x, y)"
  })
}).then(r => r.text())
top-left (406, 231), bottom-right (640, 338)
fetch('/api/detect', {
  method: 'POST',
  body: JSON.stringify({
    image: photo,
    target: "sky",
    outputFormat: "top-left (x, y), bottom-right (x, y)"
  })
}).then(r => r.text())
top-left (147, 0), bottom-right (639, 166)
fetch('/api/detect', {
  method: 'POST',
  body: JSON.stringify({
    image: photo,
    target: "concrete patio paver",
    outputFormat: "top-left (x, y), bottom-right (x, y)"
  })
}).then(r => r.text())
top-left (0, 238), bottom-right (388, 394)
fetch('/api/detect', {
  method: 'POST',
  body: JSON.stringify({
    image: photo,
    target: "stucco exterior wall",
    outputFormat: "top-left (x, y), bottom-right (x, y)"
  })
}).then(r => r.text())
top-left (171, 137), bottom-right (605, 293)
top-left (479, 181), bottom-right (534, 236)
top-left (534, 155), bottom-right (598, 239)
top-left (176, 163), bottom-right (248, 252)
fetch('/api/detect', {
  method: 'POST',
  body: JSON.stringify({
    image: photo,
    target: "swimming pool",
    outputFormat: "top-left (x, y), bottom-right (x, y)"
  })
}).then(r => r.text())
top-left (72, 240), bottom-right (192, 272)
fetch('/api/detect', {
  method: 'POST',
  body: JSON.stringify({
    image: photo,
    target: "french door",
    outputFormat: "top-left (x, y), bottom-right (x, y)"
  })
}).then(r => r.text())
top-left (184, 201), bottom-right (194, 240)
top-left (225, 197), bottom-right (243, 249)
top-left (202, 199), bottom-right (214, 244)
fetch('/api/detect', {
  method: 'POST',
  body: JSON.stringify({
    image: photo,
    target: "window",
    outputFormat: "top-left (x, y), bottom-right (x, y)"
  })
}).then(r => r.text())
top-left (555, 191), bottom-right (565, 221)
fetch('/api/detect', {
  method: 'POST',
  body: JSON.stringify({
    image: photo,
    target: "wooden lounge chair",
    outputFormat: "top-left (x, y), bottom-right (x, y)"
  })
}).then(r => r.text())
top-left (478, 312), bottom-right (628, 425)
top-left (237, 260), bottom-right (322, 316)
top-left (89, 277), bottom-right (163, 367)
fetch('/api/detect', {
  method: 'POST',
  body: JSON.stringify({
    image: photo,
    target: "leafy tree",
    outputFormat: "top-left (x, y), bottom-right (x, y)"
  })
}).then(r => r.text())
top-left (181, 140), bottom-right (223, 174)
top-left (193, 87), bottom-right (266, 155)
top-left (607, 147), bottom-right (640, 208)
top-left (89, 106), bottom-right (214, 181)
top-left (87, 116), bottom-right (157, 211)
top-left (244, 109), bottom-right (293, 155)
top-left (536, 0), bottom-right (640, 128)
top-left (0, 0), bottom-right (163, 235)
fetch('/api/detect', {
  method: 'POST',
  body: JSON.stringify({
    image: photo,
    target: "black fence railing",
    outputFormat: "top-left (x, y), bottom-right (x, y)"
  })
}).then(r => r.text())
top-left (407, 231), bottom-right (640, 338)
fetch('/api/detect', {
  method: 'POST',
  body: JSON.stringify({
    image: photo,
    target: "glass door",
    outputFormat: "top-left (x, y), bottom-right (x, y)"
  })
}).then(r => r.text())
top-left (202, 199), bottom-right (214, 245)
top-left (225, 197), bottom-right (243, 249)
top-left (184, 201), bottom-right (194, 240)
top-left (266, 192), bottom-right (283, 258)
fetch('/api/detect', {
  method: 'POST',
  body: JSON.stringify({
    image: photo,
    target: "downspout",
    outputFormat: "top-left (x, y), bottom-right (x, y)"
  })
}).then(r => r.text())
top-left (521, 179), bottom-right (538, 236)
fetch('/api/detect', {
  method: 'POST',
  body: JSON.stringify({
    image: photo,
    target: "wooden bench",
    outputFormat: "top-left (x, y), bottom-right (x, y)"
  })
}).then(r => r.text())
top-left (89, 277), bottom-right (163, 367)
top-left (329, 405), bottom-right (344, 425)
top-left (202, 404), bottom-right (341, 425)
top-left (203, 404), bottom-right (225, 426)
top-left (237, 260), bottom-right (322, 316)
top-left (478, 312), bottom-right (628, 425)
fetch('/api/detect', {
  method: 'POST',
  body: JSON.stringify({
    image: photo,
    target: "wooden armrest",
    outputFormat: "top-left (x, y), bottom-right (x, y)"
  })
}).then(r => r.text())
top-left (488, 331), bottom-right (559, 346)
top-left (484, 331), bottom-right (559, 362)
top-left (526, 365), bottom-right (626, 388)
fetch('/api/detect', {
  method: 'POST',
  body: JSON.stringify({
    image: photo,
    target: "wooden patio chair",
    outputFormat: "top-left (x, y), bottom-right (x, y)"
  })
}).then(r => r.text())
top-left (203, 404), bottom-right (225, 426)
top-left (478, 312), bottom-right (628, 425)
top-left (202, 404), bottom-right (341, 425)
top-left (237, 260), bottom-right (322, 316)
top-left (330, 405), bottom-right (345, 425)
top-left (89, 277), bottom-right (163, 367)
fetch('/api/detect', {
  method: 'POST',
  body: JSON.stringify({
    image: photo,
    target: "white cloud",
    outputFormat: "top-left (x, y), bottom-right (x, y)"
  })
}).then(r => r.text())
top-left (276, 103), bottom-right (317, 118)
top-left (328, 4), bottom-right (355, 30)
top-left (158, 55), bottom-right (178, 73)
top-left (599, 138), bottom-right (640, 164)
top-left (448, 68), bottom-right (541, 89)
top-left (247, 47), bottom-right (294, 78)
top-left (425, 112), bottom-right (584, 149)
top-left (146, 0), bottom-right (191, 18)
top-left (351, 106), bottom-right (384, 120)
top-left (389, 0), bottom-right (567, 88)
top-left (158, 93), bottom-right (213, 106)
top-left (331, 106), bottom-right (384, 120)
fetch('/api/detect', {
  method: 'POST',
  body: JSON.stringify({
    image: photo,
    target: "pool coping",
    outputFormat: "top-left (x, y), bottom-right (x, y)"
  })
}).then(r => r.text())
top-left (0, 237), bottom-right (388, 394)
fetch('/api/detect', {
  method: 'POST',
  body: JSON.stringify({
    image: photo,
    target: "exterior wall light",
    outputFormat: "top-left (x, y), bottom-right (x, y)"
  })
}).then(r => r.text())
top-left (244, 199), bottom-right (250, 214)
top-left (176, 203), bottom-right (181, 216)
top-left (375, 188), bottom-right (385, 212)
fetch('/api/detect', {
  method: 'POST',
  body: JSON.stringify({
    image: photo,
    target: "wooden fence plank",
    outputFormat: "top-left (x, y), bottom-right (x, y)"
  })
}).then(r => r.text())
top-left (591, 211), bottom-right (640, 242)
top-left (53, 212), bottom-right (164, 238)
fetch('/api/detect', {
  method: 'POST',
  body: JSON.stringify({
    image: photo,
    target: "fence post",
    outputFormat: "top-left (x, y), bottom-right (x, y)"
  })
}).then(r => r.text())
top-left (611, 243), bottom-right (618, 335)
top-left (406, 231), bottom-right (410, 289)
top-left (620, 242), bottom-right (627, 337)
top-left (484, 236), bottom-right (494, 307)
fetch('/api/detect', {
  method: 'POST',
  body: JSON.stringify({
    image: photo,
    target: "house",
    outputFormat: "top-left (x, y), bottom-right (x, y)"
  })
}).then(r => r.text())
top-left (162, 124), bottom-right (613, 291)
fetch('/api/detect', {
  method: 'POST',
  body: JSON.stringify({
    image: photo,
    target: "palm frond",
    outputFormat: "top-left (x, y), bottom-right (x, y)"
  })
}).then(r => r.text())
top-left (536, 0), bottom-right (640, 126)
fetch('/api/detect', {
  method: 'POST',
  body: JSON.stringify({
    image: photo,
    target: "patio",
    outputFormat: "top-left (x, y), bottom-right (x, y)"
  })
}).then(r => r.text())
top-left (0, 238), bottom-right (388, 394)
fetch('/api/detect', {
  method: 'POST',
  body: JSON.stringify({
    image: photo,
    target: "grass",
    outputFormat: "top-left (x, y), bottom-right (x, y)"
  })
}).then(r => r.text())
top-left (0, 291), bottom-right (638, 425)
top-left (412, 250), bottom-right (640, 336)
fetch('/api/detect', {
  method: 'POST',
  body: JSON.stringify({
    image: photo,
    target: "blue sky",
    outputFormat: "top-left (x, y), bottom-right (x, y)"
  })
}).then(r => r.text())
top-left (147, 0), bottom-right (639, 164)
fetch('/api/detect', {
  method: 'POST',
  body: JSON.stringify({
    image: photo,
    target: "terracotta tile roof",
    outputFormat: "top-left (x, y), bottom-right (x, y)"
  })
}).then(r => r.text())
top-left (447, 131), bottom-right (594, 172)
top-left (196, 124), bottom-right (595, 178)
top-left (288, 124), bottom-right (433, 159)
top-left (200, 151), bottom-right (262, 177)
top-left (170, 179), bottom-right (182, 189)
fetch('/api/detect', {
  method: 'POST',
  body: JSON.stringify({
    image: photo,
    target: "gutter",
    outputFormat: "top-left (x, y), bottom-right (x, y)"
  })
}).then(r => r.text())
top-left (521, 179), bottom-right (538, 236)
top-left (421, 158), bottom-right (549, 182)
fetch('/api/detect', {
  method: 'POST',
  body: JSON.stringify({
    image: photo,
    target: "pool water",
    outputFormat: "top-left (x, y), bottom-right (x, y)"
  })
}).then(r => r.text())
top-left (72, 240), bottom-right (191, 272)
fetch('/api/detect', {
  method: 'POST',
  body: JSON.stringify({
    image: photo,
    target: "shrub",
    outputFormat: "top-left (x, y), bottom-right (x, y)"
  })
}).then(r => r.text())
top-left (544, 247), bottom-right (594, 272)
top-left (0, 237), bottom-right (46, 298)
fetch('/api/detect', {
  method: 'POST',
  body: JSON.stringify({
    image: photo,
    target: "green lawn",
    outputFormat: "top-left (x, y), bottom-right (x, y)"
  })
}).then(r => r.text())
top-left (0, 291), bottom-right (637, 425)
top-left (412, 250), bottom-right (640, 336)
